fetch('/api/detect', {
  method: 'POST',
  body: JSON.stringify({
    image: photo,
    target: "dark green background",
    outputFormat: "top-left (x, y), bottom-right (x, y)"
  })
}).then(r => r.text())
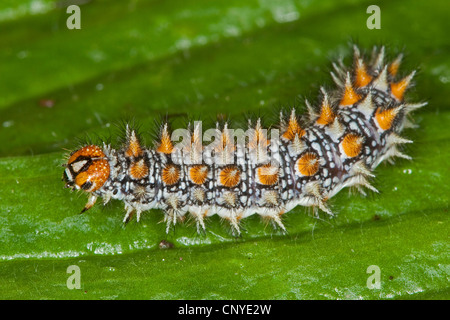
top-left (0, 0), bottom-right (448, 299)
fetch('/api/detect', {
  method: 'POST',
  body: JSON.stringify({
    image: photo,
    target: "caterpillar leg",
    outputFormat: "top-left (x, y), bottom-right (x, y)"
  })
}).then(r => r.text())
top-left (270, 212), bottom-right (287, 233)
top-left (123, 204), bottom-right (135, 224)
top-left (225, 212), bottom-right (241, 236)
top-left (163, 209), bottom-right (178, 233)
top-left (189, 210), bottom-right (207, 234)
top-left (80, 195), bottom-right (98, 214)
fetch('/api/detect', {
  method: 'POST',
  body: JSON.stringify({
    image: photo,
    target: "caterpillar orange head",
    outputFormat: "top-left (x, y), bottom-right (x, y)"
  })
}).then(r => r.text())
top-left (63, 145), bottom-right (110, 193)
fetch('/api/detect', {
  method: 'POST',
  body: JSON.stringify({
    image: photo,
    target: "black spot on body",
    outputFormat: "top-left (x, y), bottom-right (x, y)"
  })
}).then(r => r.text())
top-left (81, 181), bottom-right (93, 191)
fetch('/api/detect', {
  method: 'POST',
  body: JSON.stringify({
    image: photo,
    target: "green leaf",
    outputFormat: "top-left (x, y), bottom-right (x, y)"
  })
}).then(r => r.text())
top-left (0, 0), bottom-right (448, 299)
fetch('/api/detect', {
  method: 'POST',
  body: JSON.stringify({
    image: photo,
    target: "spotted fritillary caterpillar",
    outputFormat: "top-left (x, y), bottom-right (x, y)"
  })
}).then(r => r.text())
top-left (62, 46), bottom-right (426, 235)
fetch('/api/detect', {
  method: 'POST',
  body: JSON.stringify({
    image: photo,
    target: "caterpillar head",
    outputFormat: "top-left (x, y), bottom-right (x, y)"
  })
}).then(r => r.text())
top-left (63, 145), bottom-right (110, 193)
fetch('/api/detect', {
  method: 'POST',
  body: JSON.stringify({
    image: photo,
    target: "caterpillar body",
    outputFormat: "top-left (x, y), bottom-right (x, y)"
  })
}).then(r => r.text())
top-left (62, 46), bottom-right (426, 235)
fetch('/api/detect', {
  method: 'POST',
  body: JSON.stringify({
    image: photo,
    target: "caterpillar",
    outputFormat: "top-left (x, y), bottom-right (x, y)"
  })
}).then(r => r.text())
top-left (62, 46), bottom-right (426, 235)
